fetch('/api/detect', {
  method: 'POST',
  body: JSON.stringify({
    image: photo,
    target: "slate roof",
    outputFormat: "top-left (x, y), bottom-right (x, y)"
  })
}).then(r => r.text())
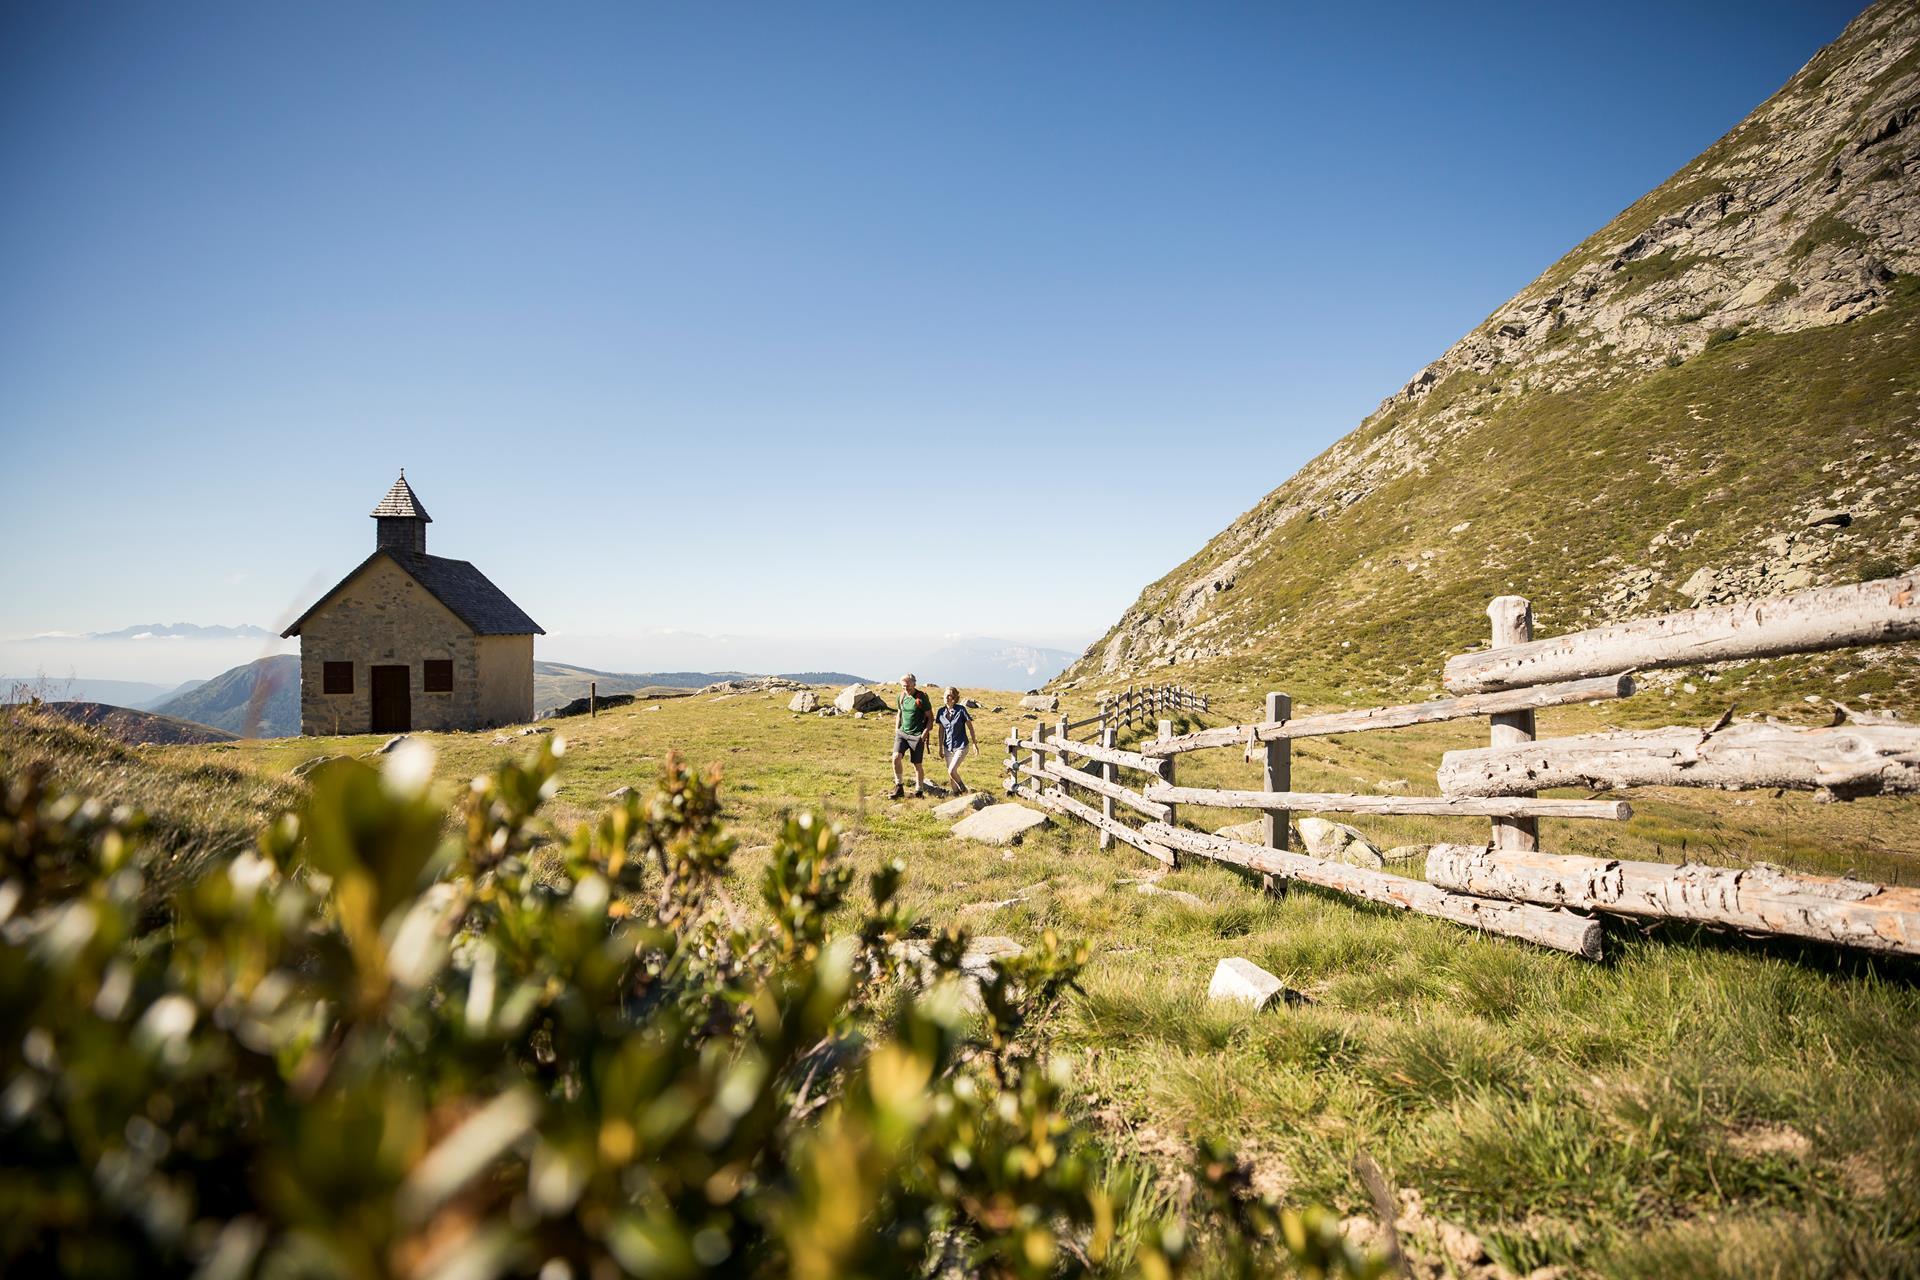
top-left (281, 550), bottom-right (544, 638)
top-left (370, 472), bottom-right (432, 521)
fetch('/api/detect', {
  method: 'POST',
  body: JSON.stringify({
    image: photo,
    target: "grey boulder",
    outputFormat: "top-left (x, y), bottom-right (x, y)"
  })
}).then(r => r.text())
top-left (952, 803), bottom-right (1051, 846)
top-left (1297, 817), bottom-right (1384, 869)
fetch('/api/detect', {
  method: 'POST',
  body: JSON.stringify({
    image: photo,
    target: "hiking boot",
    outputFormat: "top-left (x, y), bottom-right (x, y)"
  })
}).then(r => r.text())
top-left (889, 785), bottom-right (905, 800)
top-left (911, 785), bottom-right (927, 798)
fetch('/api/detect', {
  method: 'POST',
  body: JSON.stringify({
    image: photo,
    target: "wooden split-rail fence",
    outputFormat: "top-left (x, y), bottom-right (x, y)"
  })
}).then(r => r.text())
top-left (1047, 682), bottom-right (1211, 741)
top-left (1006, 575), bottom-right (1920, 961)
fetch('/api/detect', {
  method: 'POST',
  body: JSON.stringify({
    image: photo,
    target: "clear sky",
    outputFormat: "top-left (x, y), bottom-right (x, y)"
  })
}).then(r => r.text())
top-left (0, 0), bottom-right (1866, 681)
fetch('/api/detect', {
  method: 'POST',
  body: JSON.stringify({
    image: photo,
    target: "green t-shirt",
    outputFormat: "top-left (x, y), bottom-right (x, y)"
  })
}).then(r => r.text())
top-left (897, 690), bottom-right (932, 736)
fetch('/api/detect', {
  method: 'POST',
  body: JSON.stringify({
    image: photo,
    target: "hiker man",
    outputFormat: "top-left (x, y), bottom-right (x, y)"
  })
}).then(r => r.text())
top-left (890, 673), bottom-right (936, 799)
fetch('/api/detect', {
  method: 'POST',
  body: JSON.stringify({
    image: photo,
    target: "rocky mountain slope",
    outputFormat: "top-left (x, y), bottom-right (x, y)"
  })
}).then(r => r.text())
top-left (1064, 0), bottom-right (1920, 710)
top-left (153, 654), bottom-right (299, 737)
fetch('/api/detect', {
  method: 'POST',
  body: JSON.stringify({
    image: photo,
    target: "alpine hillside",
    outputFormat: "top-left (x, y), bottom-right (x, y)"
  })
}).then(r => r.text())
top-left (1064, 0), bottom-right (1920, 709)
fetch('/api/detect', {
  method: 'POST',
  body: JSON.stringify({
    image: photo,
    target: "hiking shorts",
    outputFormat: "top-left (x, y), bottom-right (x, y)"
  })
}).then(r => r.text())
top-left (893, 733), bottom-right (925, 764)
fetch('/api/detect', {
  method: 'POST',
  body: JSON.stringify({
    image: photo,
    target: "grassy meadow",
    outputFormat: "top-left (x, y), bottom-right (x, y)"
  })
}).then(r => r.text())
top-left (10, 677), bottom-right (1920, 1277)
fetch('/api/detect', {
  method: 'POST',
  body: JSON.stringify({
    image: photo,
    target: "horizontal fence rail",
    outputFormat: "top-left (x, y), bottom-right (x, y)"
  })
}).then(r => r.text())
top-left (1142, 676), bottom-right (1634, 757)
top-left (1425, 845), bottom-right (1920, 955)
top-left (1438, 722), bottom-right (1920, 801)
top-left (1442, 575), bottom-right (1920, 694)
top-left (1142, 783), bottom-right (1631, 821)
top-left (1004, 574), bottom-right (1918, 960)
top-left (1144, 824), bottom-right (1603, 958)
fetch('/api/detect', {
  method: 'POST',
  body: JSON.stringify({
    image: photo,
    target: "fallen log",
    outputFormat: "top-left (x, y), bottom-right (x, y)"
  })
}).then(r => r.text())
top-left (1439, 721), bottom-right (1920, 800)
top-left (1443, 575), bottom-right (1920, 694)
top-left (1142, 823), bottom-right (1603, 959)
top-left (1142, 675), bottom-right (1634, 756)
top-left (1424, 844), bottom-right (1920, 956)
top-left (1044, 758), bottom-right (1170, 821)
top-left (1141, 783), bottom-right (1628, 820)
top-left (1036, 787), bottom-right (1174, 865)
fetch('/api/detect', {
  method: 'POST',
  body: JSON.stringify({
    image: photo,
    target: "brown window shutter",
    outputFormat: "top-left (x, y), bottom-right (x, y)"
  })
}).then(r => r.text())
top-left (323, 662), bottom-right (353, 695)
top-left (424, 660), bottom-right (454, 692)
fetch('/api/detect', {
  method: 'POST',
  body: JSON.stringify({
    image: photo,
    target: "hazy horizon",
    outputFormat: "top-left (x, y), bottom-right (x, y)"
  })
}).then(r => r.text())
top-left (0, 625), bottom-right (1089, 689)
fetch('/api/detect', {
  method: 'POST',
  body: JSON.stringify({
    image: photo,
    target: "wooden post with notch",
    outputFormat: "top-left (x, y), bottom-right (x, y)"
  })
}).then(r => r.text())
top-left (1099, 727), bottom-right (1117, 851)
top-left (1158, 717), bottom-right (1175, 829)
top-left (1032, 720), bottom-right (1049, 802)
top-left (1488, 596), bottom-right (1539, 851)
top-left (1263, 691), bottom-right (1291, 894)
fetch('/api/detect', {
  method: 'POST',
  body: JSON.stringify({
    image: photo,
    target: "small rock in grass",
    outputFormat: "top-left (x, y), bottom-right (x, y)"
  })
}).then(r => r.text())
top-left (1214, 820), bottom-right (1266, 842)
top-left (788, 690), bottom-right (818, 713)
top-left (1207, 958), bottom-right (1288, 1010)
top-left (1382, 844), bottom-right (1427, 864)
top-left (606, 785), bottom-right (636, 801)
top-left (932, 792), bottom-right (991, 820)
top-left (1137, 882), bottom-right (1204, 908)
top-left (374, 734), bottom-right (409, 754)
top-left (291, 754), bottom-right (344, 779)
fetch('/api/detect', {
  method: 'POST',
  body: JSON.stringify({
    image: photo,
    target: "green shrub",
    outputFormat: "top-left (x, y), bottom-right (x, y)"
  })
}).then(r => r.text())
top-left (1704, 326), bottom-right (1744, 350)
top-left (0, 736), bottom-right (1380, 1279)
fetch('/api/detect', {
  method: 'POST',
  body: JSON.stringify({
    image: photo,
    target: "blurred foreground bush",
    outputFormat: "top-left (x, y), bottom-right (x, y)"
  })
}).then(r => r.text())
top-left (0, 735), bottom-right (1379, 1279)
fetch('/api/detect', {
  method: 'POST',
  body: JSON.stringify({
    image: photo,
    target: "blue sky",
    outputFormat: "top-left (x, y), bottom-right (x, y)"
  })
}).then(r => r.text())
top-left (0, 0), bottom-right (1864, 681)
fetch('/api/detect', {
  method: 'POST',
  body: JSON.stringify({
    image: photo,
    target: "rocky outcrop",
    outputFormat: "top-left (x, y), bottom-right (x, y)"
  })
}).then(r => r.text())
top-left (701, 677), bottom-right (807, 696)
top-left (788, 690), bottom-right (819, 713)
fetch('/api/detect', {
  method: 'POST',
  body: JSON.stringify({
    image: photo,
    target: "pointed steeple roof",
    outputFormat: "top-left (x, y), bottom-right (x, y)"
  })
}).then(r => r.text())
top-left (370, 470), bottom-right (432, 521)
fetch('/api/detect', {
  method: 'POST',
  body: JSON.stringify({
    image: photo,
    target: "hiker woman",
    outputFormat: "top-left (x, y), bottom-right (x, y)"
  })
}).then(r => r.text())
top-left (937, 687), bottom-right (977, 794)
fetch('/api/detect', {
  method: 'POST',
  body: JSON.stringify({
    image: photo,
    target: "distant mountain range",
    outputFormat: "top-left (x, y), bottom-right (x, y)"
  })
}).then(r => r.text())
top-left (73, 623), bottom-right (277, 641)
top-left (3, 676), bottom-right (183, 707)
top-left (911, 638), bottom-right (1076, 692)
top-left (13, 654), bottom-right (948, 742)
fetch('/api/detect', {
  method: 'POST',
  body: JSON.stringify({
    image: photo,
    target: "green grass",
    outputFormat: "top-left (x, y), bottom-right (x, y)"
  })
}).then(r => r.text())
top-left (1788, 211), bottom-right (1873, 260)
top-left (17, 674), bottom-right (1918, 1277)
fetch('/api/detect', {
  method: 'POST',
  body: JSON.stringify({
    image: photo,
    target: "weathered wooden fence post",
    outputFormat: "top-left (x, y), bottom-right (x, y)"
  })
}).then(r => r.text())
top-left (590, 680), bottom-right (597, 718)
top-left (1032, 720), bottom-right (1050, 802)
top-left (1004, 727), bottom-right (1019, 794)
top-left (1099, 726), bottom-right (1117, 851)
top-left (1259, 691), bottom-right (1292, 895)
top-left (1488, 596), bottom-right (1539, 851)
top-left (1159, 717), bottom-right (1176, 829)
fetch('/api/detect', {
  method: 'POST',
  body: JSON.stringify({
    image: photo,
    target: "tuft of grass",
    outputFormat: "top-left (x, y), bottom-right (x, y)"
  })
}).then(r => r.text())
top-left (1789, 210), bottom-right (1873, 259)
